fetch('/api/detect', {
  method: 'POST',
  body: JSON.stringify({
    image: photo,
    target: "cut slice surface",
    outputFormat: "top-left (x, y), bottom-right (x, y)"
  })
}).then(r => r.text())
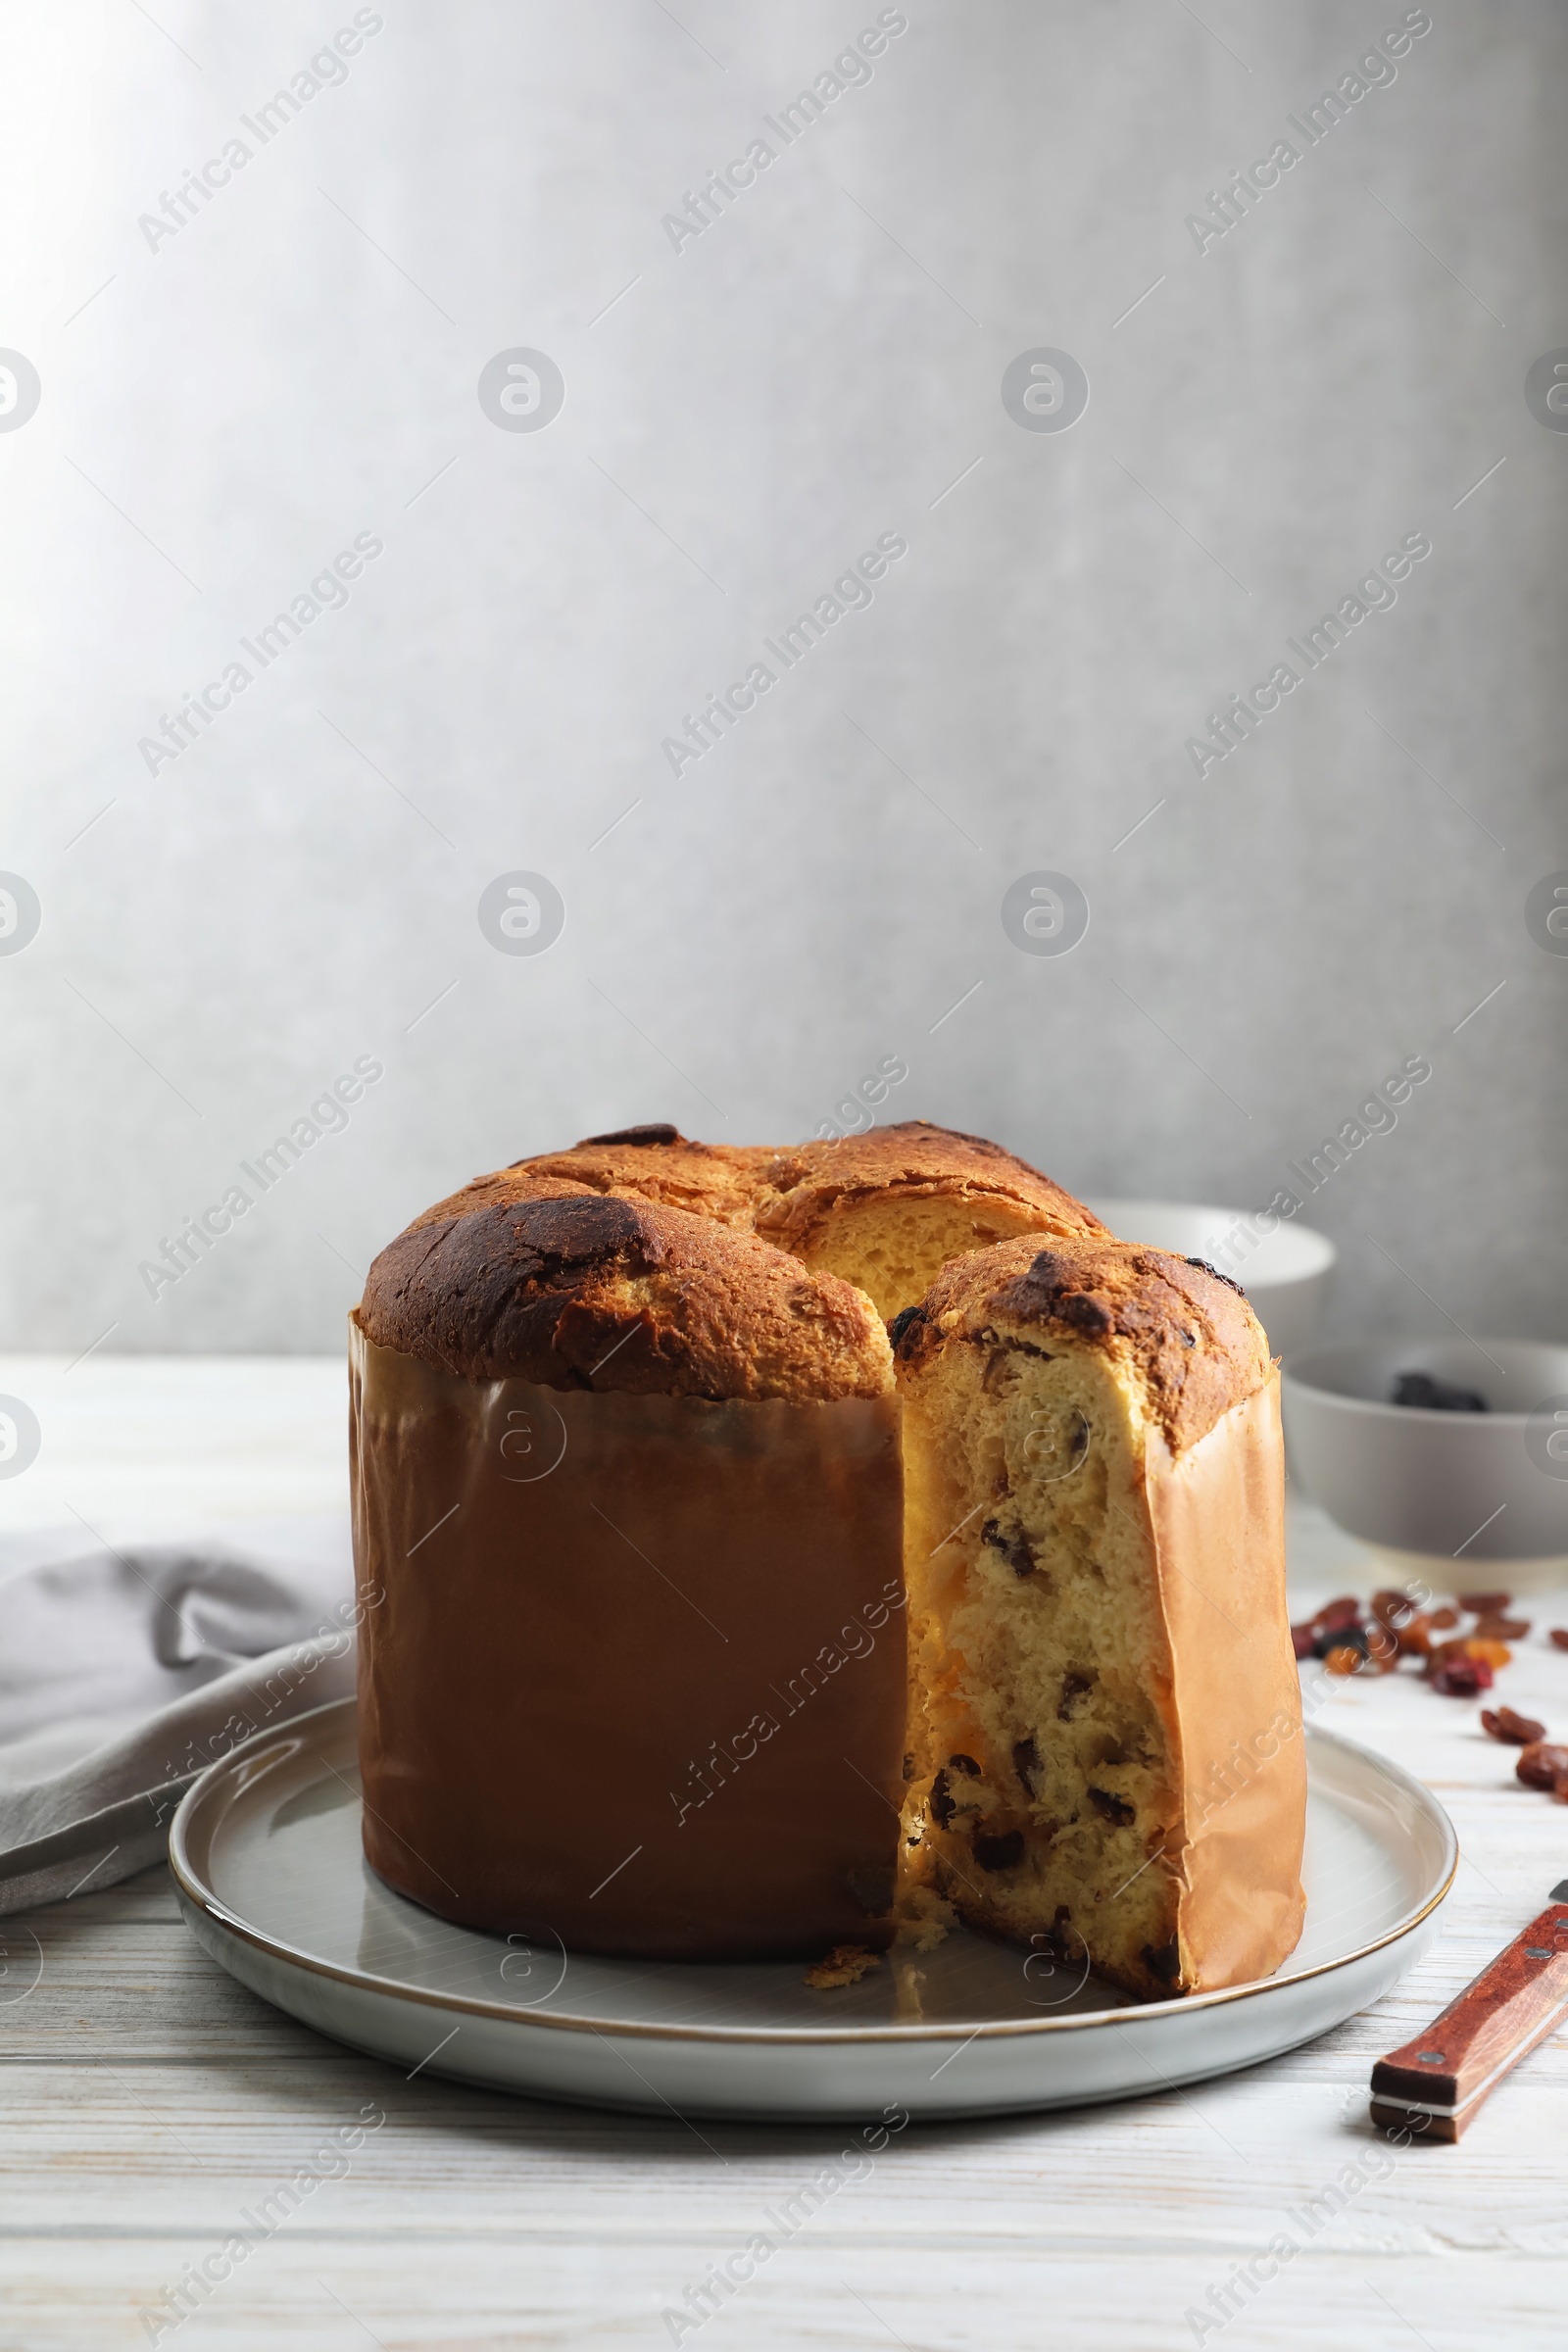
top-left (894, 1236), bottom-right (1304, 2000)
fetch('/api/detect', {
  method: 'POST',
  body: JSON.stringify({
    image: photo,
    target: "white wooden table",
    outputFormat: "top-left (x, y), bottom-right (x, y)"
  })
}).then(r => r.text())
top-left (3, 1355), bottom-right (1567, 2352)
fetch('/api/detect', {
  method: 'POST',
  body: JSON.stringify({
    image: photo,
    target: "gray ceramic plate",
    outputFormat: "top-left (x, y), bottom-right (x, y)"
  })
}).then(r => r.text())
top-left (170, 1698), bottom-right (1455, 2121)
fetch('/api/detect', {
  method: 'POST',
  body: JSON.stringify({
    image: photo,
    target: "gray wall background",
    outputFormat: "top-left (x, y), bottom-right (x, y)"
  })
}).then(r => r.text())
top-left (1, 0), bottom-right (1563, 1356)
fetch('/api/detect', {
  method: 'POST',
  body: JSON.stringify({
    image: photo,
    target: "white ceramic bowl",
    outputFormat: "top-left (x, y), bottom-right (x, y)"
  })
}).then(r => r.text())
top-left (1282, 1338), bottom-right (1568, 1592)
top-left (1085, 1198), bottom-right (1336, 1361)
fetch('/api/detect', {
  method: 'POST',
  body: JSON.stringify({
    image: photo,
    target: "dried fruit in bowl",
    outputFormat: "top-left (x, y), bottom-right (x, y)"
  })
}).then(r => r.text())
top-left (1390, 1371), bottom-right (1488, 1411)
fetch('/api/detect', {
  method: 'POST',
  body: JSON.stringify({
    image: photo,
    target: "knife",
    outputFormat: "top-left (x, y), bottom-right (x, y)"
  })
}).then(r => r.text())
top-left (1369, 1880), bottom-right (1568, 2142)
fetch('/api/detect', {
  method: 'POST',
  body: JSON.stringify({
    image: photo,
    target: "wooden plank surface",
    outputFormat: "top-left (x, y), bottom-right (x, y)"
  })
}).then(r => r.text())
top-left (3, 1358), bottom-right (1568, 2350)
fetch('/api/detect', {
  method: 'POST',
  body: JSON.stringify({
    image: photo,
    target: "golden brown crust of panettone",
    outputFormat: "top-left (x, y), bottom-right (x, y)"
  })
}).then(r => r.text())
top-left (512, 1124), bottom-right (772, 1230)
top-left (410, 1116), bottom-right (1101, 1278)
top-left (752, 1121), bottom-right (1107, 1253)
top-left (404, 1167), bottom-right (598, 1235)
top-left (892, 1234), bottom-right (1273, 1457)
top-left (358, 1190), bottom-right (894, 1402)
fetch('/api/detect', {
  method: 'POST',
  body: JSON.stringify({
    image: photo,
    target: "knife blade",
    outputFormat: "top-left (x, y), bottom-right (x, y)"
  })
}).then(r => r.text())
top-left (1369, 1879), bottom-right (1568, 2142)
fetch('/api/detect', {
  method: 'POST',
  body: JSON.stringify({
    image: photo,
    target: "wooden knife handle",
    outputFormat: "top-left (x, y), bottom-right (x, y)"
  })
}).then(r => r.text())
top-left (1370, 1901), bottom-right (1568, 2142)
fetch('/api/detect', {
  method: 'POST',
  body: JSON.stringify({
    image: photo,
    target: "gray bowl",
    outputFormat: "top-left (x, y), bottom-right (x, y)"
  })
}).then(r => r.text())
top-left (1282, 1338), bottom-right (1568, 1591)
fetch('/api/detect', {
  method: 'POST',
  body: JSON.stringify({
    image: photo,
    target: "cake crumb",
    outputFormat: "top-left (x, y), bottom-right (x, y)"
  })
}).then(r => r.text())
top-left (894, 1885), bottom-right (956, 1953)
top-left (804, 1943), bottom-right (883, 1988)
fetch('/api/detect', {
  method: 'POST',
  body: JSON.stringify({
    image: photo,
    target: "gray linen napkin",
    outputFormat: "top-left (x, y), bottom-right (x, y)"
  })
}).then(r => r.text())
top-left (0, 1518), bottom-right (358, 1914)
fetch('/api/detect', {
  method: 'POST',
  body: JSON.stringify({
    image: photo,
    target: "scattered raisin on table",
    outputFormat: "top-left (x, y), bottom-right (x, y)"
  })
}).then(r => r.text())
top-left (1481, 1706), bottom-right (1546, 1745)
top-left (1429, 1638), bottom-right (1509, 1679)
top-left (1396, 1611), bottom-right (1436, 1657)
top-left (1516, 1741), bottom-right (1568, 1790)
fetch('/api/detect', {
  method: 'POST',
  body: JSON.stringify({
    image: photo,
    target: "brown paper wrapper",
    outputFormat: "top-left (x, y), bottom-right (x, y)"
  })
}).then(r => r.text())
top-left (349, 1316), bottom-right (906, 1959)
top-left (1146, 1374), bottom-right (1307, 1989)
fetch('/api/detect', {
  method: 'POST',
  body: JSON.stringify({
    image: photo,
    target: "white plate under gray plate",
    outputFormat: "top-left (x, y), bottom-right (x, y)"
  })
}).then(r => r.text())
top-left (170, 1699), bottom-right (1455, 2122)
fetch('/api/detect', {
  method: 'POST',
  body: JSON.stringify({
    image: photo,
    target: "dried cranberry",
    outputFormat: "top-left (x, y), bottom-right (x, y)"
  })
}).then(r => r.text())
top-left (1432, 1657), bottom-right (1494, 1696)
top-left (1481, 1706), bottom-right (1546, 1745)
top-left (1516, 1742), bottom-right (1568, 1790)
top-left (1291, 1623), bottom-right (1317, 1660)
